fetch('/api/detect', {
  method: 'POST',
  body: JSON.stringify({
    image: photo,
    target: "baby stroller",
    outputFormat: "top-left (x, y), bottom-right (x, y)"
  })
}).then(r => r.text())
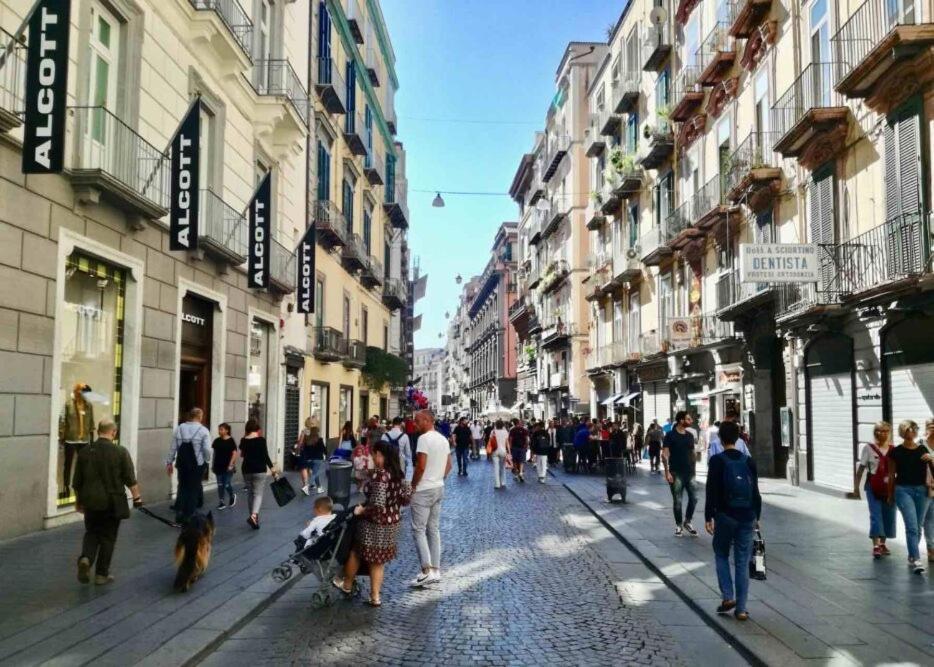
top-left (271, 506), bottom-right (366, 607)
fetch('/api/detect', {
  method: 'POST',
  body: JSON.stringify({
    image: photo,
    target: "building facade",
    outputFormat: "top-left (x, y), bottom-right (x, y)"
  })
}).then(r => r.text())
top-left (443, 275), bottom-right (479, 417)
top-left (413, 347), bottom-right (444, 412)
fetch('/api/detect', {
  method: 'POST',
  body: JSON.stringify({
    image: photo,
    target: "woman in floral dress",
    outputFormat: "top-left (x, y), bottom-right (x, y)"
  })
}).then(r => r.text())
top-left (334, 440), bottom-right (411, 606)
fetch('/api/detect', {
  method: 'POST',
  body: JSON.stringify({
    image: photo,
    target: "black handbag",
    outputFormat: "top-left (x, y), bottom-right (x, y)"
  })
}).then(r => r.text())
top-left (749, 529), bottom-right (767, 581)
top-left (271, 475), bottom-right (296, 507)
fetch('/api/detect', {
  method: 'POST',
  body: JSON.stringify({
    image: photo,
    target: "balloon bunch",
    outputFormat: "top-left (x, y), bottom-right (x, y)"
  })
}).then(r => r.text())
top-left (405, 382), bottom-right (429, 410)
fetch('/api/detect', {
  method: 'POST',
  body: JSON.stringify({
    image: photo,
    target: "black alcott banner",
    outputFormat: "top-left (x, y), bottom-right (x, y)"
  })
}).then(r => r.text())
top-left (295, 225), bottom-right (316, 313)
top-left (22, 0), bottom-right (72, 174)
top-left (169, 100), bottom-right (201, 251)
top-left (248, 173), bottom-right (272, 289)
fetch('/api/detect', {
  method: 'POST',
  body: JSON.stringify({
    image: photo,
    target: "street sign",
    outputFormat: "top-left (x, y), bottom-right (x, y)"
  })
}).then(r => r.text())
top-left (739, 243), bottom-right (819, 283)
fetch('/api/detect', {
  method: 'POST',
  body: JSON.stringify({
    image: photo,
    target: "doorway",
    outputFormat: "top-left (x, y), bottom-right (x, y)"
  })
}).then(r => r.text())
top-left (179, 294), bottom-right (215, 426)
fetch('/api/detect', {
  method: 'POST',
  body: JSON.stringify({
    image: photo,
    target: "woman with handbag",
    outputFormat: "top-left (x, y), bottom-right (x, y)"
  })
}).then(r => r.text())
top-left (240, 419), bottom-right (277, 530)
top-left (852, 422), bottom-right (896, 559)
top-left (488, 420), bottom-right (511, 490)
top-left (887, 419), bottom-right (933, 573)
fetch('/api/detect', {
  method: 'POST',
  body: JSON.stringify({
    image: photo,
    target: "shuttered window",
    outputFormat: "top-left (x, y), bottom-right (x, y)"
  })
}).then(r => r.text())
top-left (809, 166), bottom-right (835, 291)
top-left (342, 178), bottom-right (353, 232)
top-left (884, 97), bottom-right (923, 276)
top-left (316, 141), bottom-right (330, 201)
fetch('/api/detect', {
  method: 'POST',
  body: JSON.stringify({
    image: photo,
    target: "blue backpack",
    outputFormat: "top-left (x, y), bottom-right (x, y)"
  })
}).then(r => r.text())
top-left (722, 454), bottom-right (753, 509)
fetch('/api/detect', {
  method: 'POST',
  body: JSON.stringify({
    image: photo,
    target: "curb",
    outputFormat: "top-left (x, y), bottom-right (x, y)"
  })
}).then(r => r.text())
top-left (561, 480), bottom-right (766, 667)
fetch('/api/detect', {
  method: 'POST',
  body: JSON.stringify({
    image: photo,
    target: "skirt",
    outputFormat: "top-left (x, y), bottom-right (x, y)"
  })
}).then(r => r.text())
top-left (355, 519), bottom-right (401, 565)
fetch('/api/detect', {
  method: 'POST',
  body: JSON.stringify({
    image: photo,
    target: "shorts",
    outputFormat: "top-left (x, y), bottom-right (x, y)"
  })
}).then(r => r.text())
top-left (511, 447), bottom-right (527, 462)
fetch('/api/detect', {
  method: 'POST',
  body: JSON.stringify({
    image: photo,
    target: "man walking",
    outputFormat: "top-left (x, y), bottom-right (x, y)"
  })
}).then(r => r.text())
top-left (663, 411), bottom-right (699, 537)
top-left (451, 417), bottom-right (473, 476)
top-left (166, 407), bottom-right (212, 524)
top-left (74, 420), bottom-right (142, 585)
top-left (470, 420), bottom-right (483, 460)
top-left (508, 418), bottom-right (530, 482)
top-left (705, 421), bottom-right (762, 621)
top-left (410, 410), bottom-right (452, 587)
top-left (707, 410), bottom-right (751, 459)
top-left (382, 416), bottom-right (412, 477)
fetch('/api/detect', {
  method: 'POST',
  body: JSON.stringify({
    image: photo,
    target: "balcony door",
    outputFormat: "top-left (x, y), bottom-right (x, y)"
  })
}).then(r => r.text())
top-left (342, 295), bottom-right (351, 341)
top-left (628, 292), bottom-right (640, 354)
top-left (885, 0), bottom-right (915, 28)
top-left (85, 2), bottom-right (120, 170)
top-left (884, 98), bottom-right (923, 275)
top-left (809, 0), bottom-right (832, 105)
top-left (317, 1), bottom-right (332, 81)
top-left (255, 0), bottom-right (273, 88)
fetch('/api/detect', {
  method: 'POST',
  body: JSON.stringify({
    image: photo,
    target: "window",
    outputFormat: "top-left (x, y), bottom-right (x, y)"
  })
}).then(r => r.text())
top-left (314, 276), bottom-right (325, 328)
top-left (345, 61), bottom-right (357, 132)
top-left (317, 140), bottom-right (331, 201)
top-left (385, 154), bottom-right (396, 202)
top-left (656, 171), bottom-right (674, 226)
top-left (339, 386), bottom-right (354, 427)
top-left (628, 203), bottom-right (639, 248)
top-left (199, 105), bottom-right (216, 193)
top-left (754, 71), bottom-right (770, 135)
top-left (342, 295), bottom-right (351, 339)
top-left (248, 319), bottom-right (272, 431)
top-left (317, 0), bottom-right (332, 89)
top-left (86, 2), bottom-right (120, 157)
top-left (310, 382), bottom-right (329, 439)
top-left (342, 177), bottom-right (354, 232)
top-left (383, 323), bottom-right (389, 350)
top-left (363, 208), bottom-right (372, 254)
top-left (810, 0), bottom-right (831, 105)
top-left (256, 0), bottom-right (272, 73)
top-left (628, 292), bottom-right (640, 353)
top-left (626, 112), bottom-right (639, 153)
top-left (685, 16), bottom-right (700, 70)
top-left (659, 271), bottom-right (674, 331)
top-left (365, 105), bottom-right (373, 165)
top-left (361, 306), bottom-right (368, 345)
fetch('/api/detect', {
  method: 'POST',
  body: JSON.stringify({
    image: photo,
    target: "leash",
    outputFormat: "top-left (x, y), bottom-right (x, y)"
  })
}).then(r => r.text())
top-left (137, 506), bottom-right (181, 529)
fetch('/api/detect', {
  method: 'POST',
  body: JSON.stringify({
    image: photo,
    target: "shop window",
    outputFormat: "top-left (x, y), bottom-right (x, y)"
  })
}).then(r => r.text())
top-left (56, 254), bottom-right (126, 506)
top-left (339, 385), bottom-right (354, 428)
top-left (248, 319), bottom-right (272, 432)
top-left (310, 382), bottom-right (329, 439)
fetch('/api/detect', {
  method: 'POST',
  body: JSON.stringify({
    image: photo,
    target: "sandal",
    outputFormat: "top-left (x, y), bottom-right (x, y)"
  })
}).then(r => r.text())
top-left (331, 578), bottom-right (352, 595)
top-left (366, 598), bottom-right (382, 607)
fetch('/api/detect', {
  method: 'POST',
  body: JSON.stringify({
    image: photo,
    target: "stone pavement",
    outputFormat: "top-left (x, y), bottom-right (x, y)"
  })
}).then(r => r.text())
top-left (556, 458), bottom-right (934, 666)
top-left (198, 459), bottom-right (745, 667)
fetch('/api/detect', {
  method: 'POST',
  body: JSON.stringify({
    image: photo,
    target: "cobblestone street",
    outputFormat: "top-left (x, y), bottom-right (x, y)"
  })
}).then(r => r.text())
top-left (199, 461), bottom-right (740, 666)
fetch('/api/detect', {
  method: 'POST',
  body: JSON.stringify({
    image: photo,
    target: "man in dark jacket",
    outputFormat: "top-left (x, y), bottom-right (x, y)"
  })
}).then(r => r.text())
top-left (74, 420), bottom-right (142, 585)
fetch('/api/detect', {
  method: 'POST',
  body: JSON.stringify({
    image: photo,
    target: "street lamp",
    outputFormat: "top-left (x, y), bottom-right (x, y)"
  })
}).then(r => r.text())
top-left (432, 192), bottom-right (445, 208)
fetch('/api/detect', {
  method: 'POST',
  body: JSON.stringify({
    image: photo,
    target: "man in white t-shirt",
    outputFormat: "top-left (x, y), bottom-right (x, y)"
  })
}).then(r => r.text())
top-left (409, 410), bottom-right (452, 588)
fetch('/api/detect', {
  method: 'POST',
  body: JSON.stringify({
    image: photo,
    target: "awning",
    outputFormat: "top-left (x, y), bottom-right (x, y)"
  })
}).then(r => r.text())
top-left (616, 391), bottom-right (641, 406)
top-left (708, 386), bottom-right (739, 396)
top-left (687, 391), bottom-right (709, 400)
top-left (602, 393), bottom-right (623, 406)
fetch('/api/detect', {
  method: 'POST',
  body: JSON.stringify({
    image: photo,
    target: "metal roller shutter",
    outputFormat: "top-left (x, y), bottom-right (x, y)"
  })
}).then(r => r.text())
top-left (810, 372), bottom-right (855, 491)
top-left (655, 383), bottom-right (671, 424)
top-left (644, 383), bottom-right (658, 423)
top-left (889, 363), bottom-right (934, 428)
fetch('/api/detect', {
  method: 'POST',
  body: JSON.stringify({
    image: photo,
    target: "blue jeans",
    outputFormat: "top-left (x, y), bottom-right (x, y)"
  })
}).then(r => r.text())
top-left (894, 485), bottom-right (930, 560)
top-left (864, 481), bottom-right (896, 540)
top-left (215, 470), bottom-right (234, 504)
top-left (456, 446), bottom-right (469, 474)
top-left (712, 513), bottom-right (755, 613)
top-left (309, 460), bottom-right (323, 488)
top-left (669, 473), bottom-right (697, 525)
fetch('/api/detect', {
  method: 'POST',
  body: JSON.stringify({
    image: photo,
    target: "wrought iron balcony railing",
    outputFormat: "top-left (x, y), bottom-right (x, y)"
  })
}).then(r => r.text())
top-left (697, 3), bottom-right (738, 84)
top-left (364, 148), bottom-right (385, 186)
top-left (270, 238), bottom-right (296, 293)
top-left (384, 176), bottom-right (409, 228)
top-left (252, 59), bottom-right (309, 127)
top-left (314, 56), bottom-right (347, 115)
top-left (312, 326), bottom-right (345, 361)
top-left (342, 339), bottom-right (367, 368)
top-left (189, 0), bottom-right (253, 57)
top-left (346, 0), bottom-right (366, 44)
top-left (613, 71), bottom-right (641, 113)
top-left (671, 67), bottom-right (704, 121)
top-left (724, 131), bottom-right (782, 200)
top-left (382, 277), bottom-right (407, 309)
top-left (716, 268), bottom-right (775, 318)
top-left (341, 232), bottom-right (368, 272)
top-left (0, 26), bottom-right (25, 131)
top-left (314, 199), bottom-right (350, 248)
top-left (643, 22), bottom-right (673, 72)
top-left (543, 134), bottom-right (571, 181)
top-left (365, 47), bottom-right (381, 87)
top-left (362, 254), bottom-right (384, 288)
top-left (771, 61), bottom-right (844, 151)
top-left (199, 189), bottom-right (247, 263)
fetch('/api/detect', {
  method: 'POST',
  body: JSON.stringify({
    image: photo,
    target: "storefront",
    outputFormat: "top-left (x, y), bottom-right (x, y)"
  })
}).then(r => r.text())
top-left (882, 313), bottom-right (934, 427)
top-left (310, 382), bottom-right (330, 442)
top-left (179, 293), bottom-right (216, 426)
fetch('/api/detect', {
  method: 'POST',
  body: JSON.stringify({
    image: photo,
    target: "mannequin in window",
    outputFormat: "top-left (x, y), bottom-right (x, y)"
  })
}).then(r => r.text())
top-left (59, 383), bottom-right (96, 500)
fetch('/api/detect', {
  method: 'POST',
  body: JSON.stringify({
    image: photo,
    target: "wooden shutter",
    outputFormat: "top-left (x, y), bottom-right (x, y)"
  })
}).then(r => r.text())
top-left (318, 2), bottom-right (330, 60)
top-left (810, 167), bottom-right (835, 292)
top-left (885, 99), bottom-right (923, 275)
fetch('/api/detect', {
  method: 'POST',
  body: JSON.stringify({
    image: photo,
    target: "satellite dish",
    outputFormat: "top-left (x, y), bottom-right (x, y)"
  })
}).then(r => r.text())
top-left (649, 6), bottom-right (668, 25)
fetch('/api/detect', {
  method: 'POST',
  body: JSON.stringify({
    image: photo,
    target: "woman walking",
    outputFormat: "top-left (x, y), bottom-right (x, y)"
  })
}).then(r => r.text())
top-left (489, 420), bottom-right (510, 490)
top-left (852, 421), bottom-right (896, 559)
top-left (239, 419), bottom-right (277, 529)
top-left (297, 421), bottom-right (327, 495)
top-left (922, 418), bottom-right (934, 563)
top-left (332, 421), bottom-right (357, 461)
top-left (631, 422), bottom-right (644, 466)
top-left (646, 420), bottom-right (663, 474)
top-left (334, 441), bottom-right (411, 606)
top-left (887, 420), bottom-right (933, 573)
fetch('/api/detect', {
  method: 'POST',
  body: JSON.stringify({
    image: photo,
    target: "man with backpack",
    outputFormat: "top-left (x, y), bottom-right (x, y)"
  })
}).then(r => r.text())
top-left (166, 407), bottom-right (212, 524)
top-left (704, 421), bottom-right (762, 622)
top-left (382, 416), bottom-right (412, 477)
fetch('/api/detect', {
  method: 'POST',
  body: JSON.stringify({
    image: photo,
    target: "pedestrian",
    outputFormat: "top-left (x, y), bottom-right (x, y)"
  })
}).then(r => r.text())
top-left (887, 419), bottom-right (933, 573)
top-left (335, 440), bottom-right (412, 606)
top-left (382, 416), bottom-right (413, 477)
top-left (704, 421), bottom-right (761, 622)
top-left (646, 420), bottom-right (663, 473)
top-left (631, 422), bottom-right (644, 466)
top-left (609, 421), bottom-right (628, 459)
top-left (531, 421), bottom-right (551, 483)
top-left (295, 417), bottom-right (314, 493)
top-left (409, 410), bottom-right (452, 587)
top-left (556, 418), bottom-right (573, 460)
top-left (452, 417), bottom-right (473, 477)
top-left (508, 418), bottom-right (530, 483)
top-left (211, 422), bottom-right (238, 509)
top-left (240, 418), bottom-right (277, 530)
top-left (484, 421), bottom-right (495, 461)
top-left (923, 418), bottom-right (934, 563)
top-left (662, 417), bottom-right (673, 435)
top-left (165, 407), bottom-right (212, 524)
top-left (489, 419), bottom-right (510, 489)
top-left (663, 411), bottom-right (699, 537)
top-left (470, 420), bottom-right (483, 461)
top-left (851, 421), bottom-right (896, 559)
top-left (74, 419), bottom-right (142, 585)
top-left (332, 421), bottom-right (357, 461)
top-left (707, 411), bottom-right (750, 459)
top-left (352, 434), bottom-right (375, 491)
top-left (298, 425), bottom-right (327, 495)
top-left (572, 419), bottom-right (590, 471)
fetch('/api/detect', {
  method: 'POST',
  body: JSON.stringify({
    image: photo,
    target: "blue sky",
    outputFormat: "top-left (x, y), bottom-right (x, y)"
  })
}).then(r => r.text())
top-left (380, 0), bottom-right (623, 349)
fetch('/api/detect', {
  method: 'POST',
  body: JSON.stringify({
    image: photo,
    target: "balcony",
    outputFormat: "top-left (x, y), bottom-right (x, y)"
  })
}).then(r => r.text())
top-left (697, 16), bottom-right (737, 86)
top-left (586, 114), bottom-right (606, 157)
top-left (771, 62), bottom-right (851, 170)
top-left (542, 134), bottom-right (571, 182)
top-left (832, 0), bottom-right (934, 109)
top-left (269, 239), bottom-right (296, 294)
top-left (586, 254), bottom-right (613, 301)
top-left (665, 199), bottom-right (703, 251)
top-left (365, 47), bottom-right (381, 87)
top-left (643, 23), bottom-right (673, 72)
top-left (670, 67), bottom-right (704, 122)
top-left (600, 179), bottom-right (622, 215)
top-left (663, 313), bottom-right (736, 351)
top-left (341, 233), bottom-right (367, 272)
top-left (199, 189), bottom-right (247, 264)
top-left (527, 261), bottom-right (542, 289)
top-left (361, 254), bottom-right (384, 289)
top-left (346, 0), bottom-right (366, 44)
top-left (599, 102), bottom-right (622, 136)
top-left (613, 71), bottom-right (641, 113)
top-left (386, 107), bottom-right (398, 135)
top-left (0, 27), bottom-right (25, 133)
top-left (586, 200), bottom-right (606, 230)
top-left (342, 339), bottom-right (367, 369)
top-left (639, 225), bottom-right (674, 266)
top-left (251, 59), bottom-right (310, 131)
top-left (541, 316), bottom-right (575, 350)
top-left (312, 327), bottom-right (345, 362)
top-left (382, 277), bottom-right (407, 310)
top-left (640, 330), bottom-right (665, 356)
top-left (725, 131), bottom-right (782, 212)
top-left (364, 149), bottom-right (384, 186)
top-left (640, 113), bottom-right (674, 169)
top-left (541, 199), bottom-right (570, 239)
top-left (716, 268), bottom-right (777, 321)
top-left (613, 248), bottom-right (642, 284)
top-left (314, 57), bottom-right (347, 115)
top-left (730, 0), bottom-right (773, 38)
top-left (528, 162), bottom-right (545, 205)
top-left (343, 107), bottom-right (367, 156)
top-left (188, 0), bottom-right (253, 64)
top-left (548, 371), bottom-right (569, 389)
top-left (383, 177), bottom-right (409, 229)
top-left (527, 210), bottom-right (543, 246)
top-left (541, 259), bottom-right (571, 294)
top-left (313, 199), bottom-right (350, 249)
top-left (607, 154), bottom-right (643, 201)
top-left (67, 106), bottom-right (169, 222)
top-left (692, 174), bottom-right (739, 240)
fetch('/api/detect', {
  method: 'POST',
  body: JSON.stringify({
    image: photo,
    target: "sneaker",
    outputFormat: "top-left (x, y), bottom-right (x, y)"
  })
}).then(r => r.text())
top-left (94, 574), bottom-right (115, 585)
top-left (519, 474), bottom-right (526, 483)
top-left (539, 477), bottom-right (545, 484)
top-left (217, 502), bottom-right (227, 510)
top-left (77, 557), bottom-right (91, 584)
top-left (316, 486), bottom-right (324, 494)
top-left (301, 485), bottom-right (310, 496)
top-left (683, 522), bottom-right (698, 537)
top-left (410, 571), bottom-right (433, 588)
top-left (911, 558), bottom-right (926, 574)
top-left (873, 545), bottom-right (883, 559)
top-left (674, 526), bottom-right (684, 537)
top-left (229, 494), bottom-right (237, 508)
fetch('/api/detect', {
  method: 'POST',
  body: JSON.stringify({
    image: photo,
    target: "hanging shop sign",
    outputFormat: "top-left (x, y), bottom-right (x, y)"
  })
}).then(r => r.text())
top-left (22, 0), bottom-right (72, 173)
top-left (295, 224), bottom-right (316, 313)
top-left (248, 172), bottom-right (272, 289)
top-left (739, 243), bottom-right (820, 283)
top-left (170, 99), bottom-right (201, 250)
top-left (668, 318), bottom-right (692, 342)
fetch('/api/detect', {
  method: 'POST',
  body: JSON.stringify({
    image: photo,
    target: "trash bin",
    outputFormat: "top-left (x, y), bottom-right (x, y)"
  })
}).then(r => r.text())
top-left (605, 457), bottom-right (626, 503)
top-left (562, 445), bottom-right (577, 473)
top-left (327, 460), bottom-right (353, 510)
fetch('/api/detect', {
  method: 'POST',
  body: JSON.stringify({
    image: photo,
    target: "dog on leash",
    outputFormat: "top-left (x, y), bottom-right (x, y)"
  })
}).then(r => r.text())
top-left (174, 512), bottom-right (215, 592)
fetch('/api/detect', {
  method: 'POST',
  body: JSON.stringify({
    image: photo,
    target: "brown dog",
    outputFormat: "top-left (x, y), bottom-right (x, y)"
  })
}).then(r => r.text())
top-left (174, 512), bottom-right (215, 592)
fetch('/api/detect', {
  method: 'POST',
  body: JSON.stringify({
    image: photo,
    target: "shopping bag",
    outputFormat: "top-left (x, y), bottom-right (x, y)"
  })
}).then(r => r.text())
top-left (749, 528), bottom-right (767, 581)
top-left (271, 476), bottom-right (296, 507)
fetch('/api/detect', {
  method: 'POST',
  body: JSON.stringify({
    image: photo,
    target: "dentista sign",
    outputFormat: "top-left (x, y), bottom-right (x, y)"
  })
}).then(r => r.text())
top-left (739, 243), bottom-right (820, 283)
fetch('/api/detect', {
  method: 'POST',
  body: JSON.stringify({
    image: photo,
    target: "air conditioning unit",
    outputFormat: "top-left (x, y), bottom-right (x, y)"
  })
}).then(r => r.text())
top-left (626, 247), bottom-right (640, 259)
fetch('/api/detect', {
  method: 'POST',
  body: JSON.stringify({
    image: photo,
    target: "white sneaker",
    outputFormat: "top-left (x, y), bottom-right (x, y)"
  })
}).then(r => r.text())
top-left (911, 558), bottom-right (926, 574)
top-left (316, 486), bottom-right (324, 494)
top-left (301, 485), bottom-right (310, 496)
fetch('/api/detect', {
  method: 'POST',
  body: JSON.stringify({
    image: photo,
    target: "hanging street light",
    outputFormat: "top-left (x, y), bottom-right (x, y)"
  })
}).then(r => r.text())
top-left (432, 192), bottom-right (445, 208)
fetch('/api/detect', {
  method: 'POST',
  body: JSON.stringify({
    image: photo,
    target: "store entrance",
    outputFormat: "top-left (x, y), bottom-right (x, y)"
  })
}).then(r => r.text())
top-left (179, 294), bottom-right (215, 426)
top-left (179, 362), bottom-right (210, 427)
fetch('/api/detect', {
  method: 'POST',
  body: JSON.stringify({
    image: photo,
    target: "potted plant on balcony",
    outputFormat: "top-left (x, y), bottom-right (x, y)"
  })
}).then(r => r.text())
top-left (590, 190), bottom-right (604, 207)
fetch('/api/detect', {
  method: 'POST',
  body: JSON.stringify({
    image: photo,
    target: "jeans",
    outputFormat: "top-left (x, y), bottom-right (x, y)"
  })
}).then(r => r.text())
top-left (535, 454), bottom-right (548, 480)
top-left (492, 455), bottom-right (507, 488)
top-left (244, 473), bottom-right (268, 515)
top-left (81, 510), bottom-right (121, 576)
top-left (669, 472), bottom-right (697, 525)
top-left (712, 513), bottom-right (755, 613)
top-left (455, 446), bottom-right (469, 474)
top-left (411, 486), bottom-right (444, 570)
top-left (864, 481), bottom-right (896, 540)
top-left (472, 438), bottom-right (482, 458)
top-left (895, 485), bottom-right (930, 560)
top-left (310, 460), bottom-right (324, 488)
top-left (924, 497), bottom-right (934, 551)
top-left (216, 470), bottom-right (235, 504)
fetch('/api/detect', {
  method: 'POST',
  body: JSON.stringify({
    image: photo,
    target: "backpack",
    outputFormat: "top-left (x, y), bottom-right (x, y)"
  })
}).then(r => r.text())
top-left (867, 444), bottom-right (890, 500)
top-left (722, 453), bottom-right (753, 510)
top-left (385, 432), bottom-right (403, 453)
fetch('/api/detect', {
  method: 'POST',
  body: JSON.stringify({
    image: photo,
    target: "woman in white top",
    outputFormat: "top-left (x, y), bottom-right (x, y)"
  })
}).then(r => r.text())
top-left (851, 421), bottom-right (896, 559)
top-left (489, 420), bottom-right (511, 490)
